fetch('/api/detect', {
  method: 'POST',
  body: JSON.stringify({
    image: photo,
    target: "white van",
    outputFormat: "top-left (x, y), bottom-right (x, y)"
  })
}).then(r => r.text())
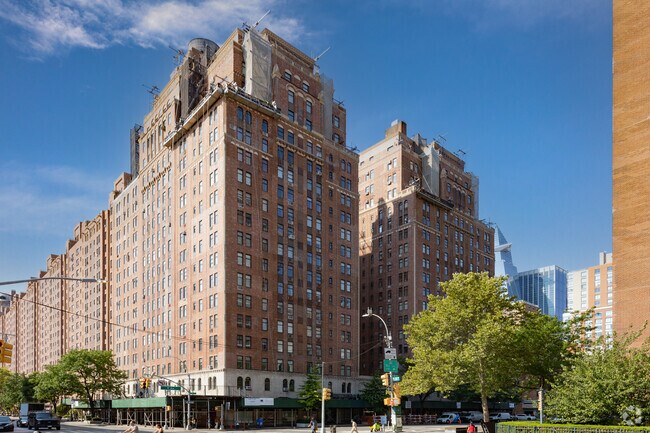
top-left (490, 413), bottom-right (512, 422)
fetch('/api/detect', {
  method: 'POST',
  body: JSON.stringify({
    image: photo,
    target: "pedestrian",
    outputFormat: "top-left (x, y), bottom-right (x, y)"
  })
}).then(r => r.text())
top-left (309, 417), bottom-right (317, 433)
top-left (153, 423), bottom-right (164, 433)
top-left (467, 421), bottom-right (476, 433)
top-left (123, 421), bottom-right (140, 433)
top-left (350, 420), bottom-right (358, 433)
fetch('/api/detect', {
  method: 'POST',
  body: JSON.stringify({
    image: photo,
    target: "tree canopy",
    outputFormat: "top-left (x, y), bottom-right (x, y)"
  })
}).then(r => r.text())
top-left (360, 372), bottom-right (388, 415)
top-left (56, 349), bottom-right (126, 410)
top-left (298, 369), bottom-right (322, 413)
top-left (0, 370), bottom-right (33, 414)
top-left (546, 333), bottom-right (650, 425)
top-left (404, 273), bottom-right (526, 421)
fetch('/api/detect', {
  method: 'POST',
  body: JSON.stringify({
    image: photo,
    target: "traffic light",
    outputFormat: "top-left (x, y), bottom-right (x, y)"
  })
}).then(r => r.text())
top-left (140, 378), bottom-right (147, 389)
top-left (322, 388), bottom-right (332, 400)
top-left (380, 373), bottom-right (391, 387)
top-left (0, 340), bottom-right (13, 364)
top-left (145, 378), bottom-right (151, 388)
top-left (393, 384), bottom-right (401, 399)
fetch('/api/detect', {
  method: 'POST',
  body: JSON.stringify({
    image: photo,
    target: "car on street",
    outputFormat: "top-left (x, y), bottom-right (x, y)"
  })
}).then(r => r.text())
top-left (15, 416), bottom-right (28, 428)
top-left (436, 413), bottom-right (461, 424)
top-left (514, 414), bottom-right (536, 421)
top-left (0, 416), bottom-right (14, 432)
top-left (461, 411), bottom-right (483, 423)
top-left (27, 412), bottom-right (60, 430)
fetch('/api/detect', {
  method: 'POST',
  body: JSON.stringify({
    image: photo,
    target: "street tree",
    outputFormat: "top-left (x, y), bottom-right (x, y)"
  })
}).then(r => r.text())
top-left (513, 310), bottom-right (593, 391)
top-left (546, 332), bottom-right (650, 425)
top-left (360, 372), bottom-right (388, 415)
top-left (403, 272), bottom-right (527, 422)
top-left (31, 366), bottom-right (69, 413)
top-left (57, 350), bottom-right (126, 411)
top-left (0, 370), bottom-right (30, 413)
top-left (399, 360), bottom-right (437, 410)
top-left (298, 369), bottom-right (322, 414)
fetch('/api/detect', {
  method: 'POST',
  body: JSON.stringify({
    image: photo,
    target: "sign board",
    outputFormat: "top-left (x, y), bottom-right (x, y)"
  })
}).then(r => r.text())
top-left (244, 398), bottom-right (274, 406)
top-left (161, 386), bottom-right (181, 391)
top-left (456, 402), bottom-right (461, 409)
top-left (392, 375), bottom-right (401, 382)
top-left (380, 416), bottom-right (387, 426)
top-left (384, 348), bottom-right (397, 360)
top-left (509, 402), bottom-right (515, 409)
top-left (405, 401), bottom-right (411, 409)
top-left (383, 359), bottom-right (399, 373)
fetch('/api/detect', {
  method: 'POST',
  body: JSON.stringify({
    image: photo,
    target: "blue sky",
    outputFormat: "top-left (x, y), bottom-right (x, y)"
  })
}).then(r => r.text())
top-left (0, 0), bottom-right (611, 286)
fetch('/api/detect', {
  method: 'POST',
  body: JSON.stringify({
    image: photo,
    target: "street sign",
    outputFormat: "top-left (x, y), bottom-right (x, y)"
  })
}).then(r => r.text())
top-left (383, 359), bottom-right (399, 373)
top-left (384, 348), bottom-right (397, 360)
top-left (161, 386), bottom-right (181, 391)
top-left (392, 375), bottom-right (401, 382)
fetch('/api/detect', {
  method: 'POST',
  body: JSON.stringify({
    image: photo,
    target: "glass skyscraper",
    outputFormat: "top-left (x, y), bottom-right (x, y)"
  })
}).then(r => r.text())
top-left (511, 266), bottom-right (568, 320)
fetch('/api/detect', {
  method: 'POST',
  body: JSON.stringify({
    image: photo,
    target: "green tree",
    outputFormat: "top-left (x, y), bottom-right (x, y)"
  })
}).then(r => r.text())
top-left (513, 310), bottom-right (593, 391)
top-left (0, 371), bottom-right (30, 414)
top-left (298, 369), bottom-right (322, 413)
top-left (403, 272), bottom-right (527, 422)
top-left (31, 366), bottom-right (69, 413)
top-left (399, 359), bottom-right (437, 411)
top-left (546, 332), bottom-right (650, 425)
top-left (57, 350), bottom-right (126, 411)
top-left (360, 372), bottom-right (388, 414)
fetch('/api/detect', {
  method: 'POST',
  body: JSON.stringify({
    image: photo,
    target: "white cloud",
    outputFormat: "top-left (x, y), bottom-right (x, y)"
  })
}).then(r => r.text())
top-left (0, 162), bottom-right (111, 234)
top-left (0, 0), bottom-right (304, 56)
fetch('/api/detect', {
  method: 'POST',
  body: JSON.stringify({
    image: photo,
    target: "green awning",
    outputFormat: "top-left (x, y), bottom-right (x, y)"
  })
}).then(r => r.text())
top-left (112, 397), bottom-right (168, 408)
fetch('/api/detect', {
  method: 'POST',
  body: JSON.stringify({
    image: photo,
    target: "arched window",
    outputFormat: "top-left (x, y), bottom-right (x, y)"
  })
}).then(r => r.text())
top-left (347, 383), bottom-right (352, 393)
top-left (283, 379), bottom-right (288, 391)
top-left (237, 376), bottom-right (243, 389)
top-left (237, 107), bottom-right (244, 122)
top-left (327, 381), bottom-right (332, 390)
top-left (289, 379), bottom-right (295, 392)
top-left (245, 377), bottom-right (251, 389)
top-left (198, 378), bottom-right (202, 391)
top-left (341, 382), bottom-right (346, 393)
top-left (264, 378), bottom-right (270, 391)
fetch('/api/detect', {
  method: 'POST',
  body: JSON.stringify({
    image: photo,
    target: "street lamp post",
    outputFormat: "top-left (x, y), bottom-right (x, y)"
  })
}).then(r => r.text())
top-left (362, 307), bottom-right (402, 432)
top-left (0, 277), bottom-right (107, 286)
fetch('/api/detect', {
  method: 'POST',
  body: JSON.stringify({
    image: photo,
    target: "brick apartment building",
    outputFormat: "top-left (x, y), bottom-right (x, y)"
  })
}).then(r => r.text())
top-left (358, 120), bottom-right (494, 375)
top-left (108, 27), bottom-right (360, 401)
top-left (613, 0), bottom-right (650, 340)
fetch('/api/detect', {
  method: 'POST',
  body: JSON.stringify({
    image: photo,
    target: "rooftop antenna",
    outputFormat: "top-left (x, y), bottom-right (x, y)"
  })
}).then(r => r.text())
top-left (313, 47), bottom-right (331, 63)
top-left (454, 148), bottom-right (466, 158)
top-left (142, 84), bottom-right (160, 97)
top-left (252, 10), bottom-right (271, 29)
top-left (437, 134), bottom-right (447, 143)
top-left (169, 45), bottom-right (185, 66)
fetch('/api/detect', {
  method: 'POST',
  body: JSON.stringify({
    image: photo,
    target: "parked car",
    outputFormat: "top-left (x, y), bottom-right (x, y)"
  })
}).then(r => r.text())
top-left (27, 412), bottom-right (60, 430)
top-left (490, 412), bottom-right (513, 422)
top-left (15, 416), bottom-right (28, 428)
top-left (514, 414), bottom-right (535, 421)
top-left (0, 416), bottom-right (14, 432)
top-left (436, 413), bottom-right (461, 424)
top-left (461, 411), bottom-right (483, 422)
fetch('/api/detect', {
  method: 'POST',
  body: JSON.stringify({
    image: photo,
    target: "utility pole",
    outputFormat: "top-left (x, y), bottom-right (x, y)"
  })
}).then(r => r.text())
top-left (320, 362), bottom-right (326, 433)
top-left (362, 308), bottom-right (402, 432)
top-left (187, 373), bottom-right (192, 430)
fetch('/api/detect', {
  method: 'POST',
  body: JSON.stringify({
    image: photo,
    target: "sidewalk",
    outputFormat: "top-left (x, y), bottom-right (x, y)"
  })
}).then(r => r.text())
top-left (64, 421), bottom-right (458, 433)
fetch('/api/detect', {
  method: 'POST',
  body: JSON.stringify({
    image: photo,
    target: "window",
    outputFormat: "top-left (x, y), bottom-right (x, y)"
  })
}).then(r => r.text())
top-left (288, 90), bottom-right (295, 104)
top-left (283, 71), bottom-right (292, 81)
top-left (303, 82), bottom-right (310, 92)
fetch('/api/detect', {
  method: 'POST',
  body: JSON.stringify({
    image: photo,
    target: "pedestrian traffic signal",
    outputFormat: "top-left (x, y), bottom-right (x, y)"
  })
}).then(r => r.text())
top-left (393, 384), bottom-right (401, 399)
top-left (380, 373), bottom-right (391, 387)
top-left (0, 340), bottom-right (13, 364)
top-left (322, 388), bottom-right (332, 400)
top-left (384, 398), bottom-right (392, 406)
